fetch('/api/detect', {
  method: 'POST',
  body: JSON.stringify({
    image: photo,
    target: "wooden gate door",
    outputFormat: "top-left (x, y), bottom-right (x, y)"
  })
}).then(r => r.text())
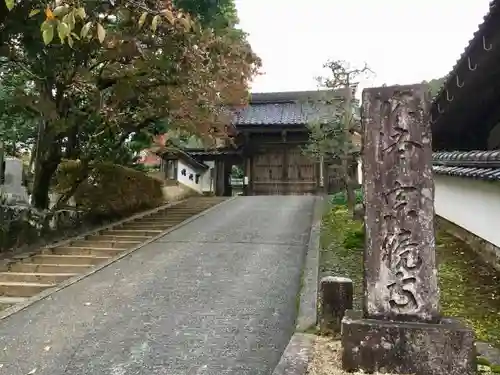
top-left (251, 147), bottom-right (317, 195)
top-left (287, 147), bottom-right (317, 195)
top-left (251, 149), bottom-right (285, 195)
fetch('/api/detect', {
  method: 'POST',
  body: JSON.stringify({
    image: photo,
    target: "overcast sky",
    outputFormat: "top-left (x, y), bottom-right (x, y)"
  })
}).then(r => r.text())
top-left (235, 0), bottom-right (492, 93)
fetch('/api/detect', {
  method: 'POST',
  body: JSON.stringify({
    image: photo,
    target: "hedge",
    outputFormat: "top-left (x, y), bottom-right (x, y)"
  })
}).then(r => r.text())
top-left (0, 161), bottom-right (164, 252)
top-left (54, 161), bottom-right (164, 219)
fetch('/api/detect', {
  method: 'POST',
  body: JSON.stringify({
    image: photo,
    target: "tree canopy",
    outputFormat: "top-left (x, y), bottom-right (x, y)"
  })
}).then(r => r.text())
top-left (0, 0), bottom-right (261, 209)
top-left (422, 77), bottom-right (445, 97)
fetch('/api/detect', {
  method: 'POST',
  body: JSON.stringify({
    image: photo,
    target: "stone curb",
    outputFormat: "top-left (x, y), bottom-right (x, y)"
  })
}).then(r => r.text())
top-left (271, 333), bottom-right (315, 375)
top-left (295, 195), bottom-right (325, 332)
top-left (0, 196), bottom-right (237, 321)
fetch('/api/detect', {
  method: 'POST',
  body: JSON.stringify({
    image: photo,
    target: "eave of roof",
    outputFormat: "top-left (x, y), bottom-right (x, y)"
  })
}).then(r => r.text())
top-left (184, 147), bottom-right (242, 157)
top-left (155, 148), bottom-right (209, 170)
top-left (249, 89), bottom-right (348, 104)
top-left (430, 0), bottom-right (500, 150)
top-left (431, 0), bottom-right (499, 109)
top-left (432, 150), bottom-right (500, 181)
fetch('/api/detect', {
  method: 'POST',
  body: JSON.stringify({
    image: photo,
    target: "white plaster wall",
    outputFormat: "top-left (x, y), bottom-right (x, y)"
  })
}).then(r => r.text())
top-left (176, 160), bottom-right (204, 194)
top-left (200, 161), bottom-right (215, 193)
top-left (434, 175), bottom-right (500, 248)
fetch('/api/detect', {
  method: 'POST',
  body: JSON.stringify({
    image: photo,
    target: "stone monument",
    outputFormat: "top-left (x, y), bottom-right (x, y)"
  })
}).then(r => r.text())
top-left (341, 84), bottom-right (475, 375)
top-left (0, 157), bottom-right (29, 204)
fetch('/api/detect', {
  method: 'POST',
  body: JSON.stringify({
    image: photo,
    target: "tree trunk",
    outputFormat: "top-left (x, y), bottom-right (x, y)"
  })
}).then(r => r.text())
top-left (342, 158), bottom-right (355, 213)
top-left (345, 173), bottom-right (355, 213)
top-left (31, 158), bottom-right (60, 210)
top-left (31, 135), bottom-right (61, 210)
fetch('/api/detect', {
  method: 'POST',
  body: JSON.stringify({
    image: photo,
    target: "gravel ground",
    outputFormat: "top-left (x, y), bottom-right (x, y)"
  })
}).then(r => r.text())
top-left (0, 196), bottom-right (316, 375)
top-left (306, 337), bottom-right (395, 375)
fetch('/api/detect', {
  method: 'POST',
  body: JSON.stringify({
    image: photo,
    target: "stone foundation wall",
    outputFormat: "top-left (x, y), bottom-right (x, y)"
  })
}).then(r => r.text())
top-left (161, 182), bottom-right (201, 202)
top-left (436, 216), bottom-right (500, 272)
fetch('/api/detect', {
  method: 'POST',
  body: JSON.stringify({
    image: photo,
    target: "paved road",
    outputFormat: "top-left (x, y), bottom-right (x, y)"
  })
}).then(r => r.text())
top-left (0, 196), bottom-right (316, 375)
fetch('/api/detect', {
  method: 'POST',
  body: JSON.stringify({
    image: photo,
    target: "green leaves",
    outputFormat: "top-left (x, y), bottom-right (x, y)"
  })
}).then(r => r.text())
top-left (4, 0), bottom-right (14, 11)
top-left (41, 21), bottom-right (55, 45)
top-left (151, 15), bottom-right (161, 32)
top-left (29, 9), bottom-right (41, 18)
top-left (80, 21), bottom-right (92, 39)
top-left (96, 23), bottom-right (106, 43)
top-left (138, 12), bottom-right (148, 28)
top-left (57, 22), bottom-right (70, 41)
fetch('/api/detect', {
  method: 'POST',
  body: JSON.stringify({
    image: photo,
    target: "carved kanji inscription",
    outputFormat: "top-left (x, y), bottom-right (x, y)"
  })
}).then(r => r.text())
top-left (362, 84), bottom-right (439, 322)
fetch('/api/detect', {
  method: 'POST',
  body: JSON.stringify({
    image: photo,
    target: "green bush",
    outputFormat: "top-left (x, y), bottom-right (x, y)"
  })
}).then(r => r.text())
top-left (55, 161), bottom-right (164, 219)
top-left (330, 188), bottom-right (363, 206)
top-left (0, 162), bottom-right (164, 253)
top-left (343, 225), bottom-right (365, 250)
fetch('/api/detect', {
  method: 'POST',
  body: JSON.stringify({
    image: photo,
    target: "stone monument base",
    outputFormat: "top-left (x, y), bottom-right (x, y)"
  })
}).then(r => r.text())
top-left (341, 310), bottom-right (475, 375)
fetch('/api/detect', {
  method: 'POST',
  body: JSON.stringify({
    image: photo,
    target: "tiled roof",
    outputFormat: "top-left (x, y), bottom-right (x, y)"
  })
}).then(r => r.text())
top-left (428, 2), bottom-right (500, 150)
top-left (185, 148), bottom-right (241, 157)
top-left (232, 89), bottom-right (348, 126)
top-left (233, 102), bottom-right (315, 125)
top-left (431, 0), bottom-right (499, 106)
top-left (432, 150), bottom-right (500, 181)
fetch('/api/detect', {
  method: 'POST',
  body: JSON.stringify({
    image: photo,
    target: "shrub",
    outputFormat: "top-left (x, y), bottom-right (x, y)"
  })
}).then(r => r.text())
top-left (343, 224), bottom-right (365, 250)
top-left (330, 188), bottom-right (363, 206)
top-left (54, 161), bottom-right (164, 220)
top-left (0, 202), bottom-right (83, 251)
top-left (0, 162), bottom-right (163, 253)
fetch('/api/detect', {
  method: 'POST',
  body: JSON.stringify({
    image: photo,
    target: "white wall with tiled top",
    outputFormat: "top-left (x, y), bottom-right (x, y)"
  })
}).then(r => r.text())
top-left (177, 160), bottom-right (205, 194)
top-left (200, 161), bottom-right (215, 193)
top-left (434, 175), bottom-right (500, 248)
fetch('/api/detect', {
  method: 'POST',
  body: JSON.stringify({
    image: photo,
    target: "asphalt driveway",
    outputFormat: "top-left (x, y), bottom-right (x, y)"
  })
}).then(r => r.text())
top-left (0, 196), bottom-right (316, 375)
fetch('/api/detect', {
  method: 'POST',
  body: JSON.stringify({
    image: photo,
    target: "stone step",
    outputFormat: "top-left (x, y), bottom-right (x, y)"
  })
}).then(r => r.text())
top-left (43, 247), bottom-right (124, 257)
top-left (0, 272), bottom-right (77, 284)
top-left (151, 212), bottom-right (199, 217)
top-left (129, 222), bottom-right (175, 227)
top-left (0, 281), bottom-right (55, 297)
top-left (86, 234), bottom-right (151, 242)
top-left (0, 296), bottom-right (27, 304)
top-left (146, 212), bottom-right (191, 220)
top-left (101, 229), bottom-right (163, 237)
top-left (143, 219), bottom-right (187, 225)
top-left (70, 240), bottom-right (141, 249)
top-left (131, 218), bottom-right (177, 223)
top-left (119, 223), bottom-right (173, 230)
top-left (27, 254), bottom-right (110, 265)
top-left (8, 263), bottom-right (92, 274)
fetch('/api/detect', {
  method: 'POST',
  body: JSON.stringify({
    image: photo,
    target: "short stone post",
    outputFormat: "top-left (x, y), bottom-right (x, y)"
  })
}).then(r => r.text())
top-left (341, 84), bottom-right (475, 375)
top-left (320, 276), bottom-right (353, 333)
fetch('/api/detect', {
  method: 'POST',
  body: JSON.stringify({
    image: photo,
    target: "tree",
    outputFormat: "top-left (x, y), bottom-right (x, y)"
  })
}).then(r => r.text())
top-left (304, 60), bottom-right (371, 212)
top-left (0, 0), bottom-right (260, 209)
top-left (422, 77), bottom-right (444, 97)
top-left (0, 66), bottom-right (37, 156)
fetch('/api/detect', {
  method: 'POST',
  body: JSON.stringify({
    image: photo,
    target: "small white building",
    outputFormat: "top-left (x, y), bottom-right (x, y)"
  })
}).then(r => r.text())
top-left (159, 149), bottom-right (214, 195)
